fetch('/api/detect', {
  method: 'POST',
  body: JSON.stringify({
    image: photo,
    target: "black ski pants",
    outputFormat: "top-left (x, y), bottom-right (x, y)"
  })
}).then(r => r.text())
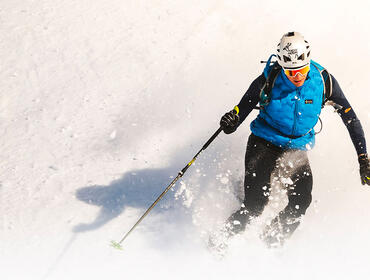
top-left (228, 133), bottom-right (313, 238)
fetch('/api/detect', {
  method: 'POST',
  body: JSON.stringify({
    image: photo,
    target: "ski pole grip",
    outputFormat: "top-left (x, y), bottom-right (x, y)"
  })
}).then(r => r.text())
top-left (233, 105), bottom-right (239, 116)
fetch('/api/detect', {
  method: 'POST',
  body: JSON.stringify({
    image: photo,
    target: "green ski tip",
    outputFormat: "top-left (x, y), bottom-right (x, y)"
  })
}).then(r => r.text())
top-left (110, 240), bottom-right (123, 250)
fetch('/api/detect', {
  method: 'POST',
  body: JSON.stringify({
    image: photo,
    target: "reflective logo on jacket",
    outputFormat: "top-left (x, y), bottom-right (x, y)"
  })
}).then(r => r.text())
top-left (251, 58), bottom-right (325, 150)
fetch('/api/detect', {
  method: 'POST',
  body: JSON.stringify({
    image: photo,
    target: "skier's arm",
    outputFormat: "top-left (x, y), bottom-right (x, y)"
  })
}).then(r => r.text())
top-left (327, 75), bottom-right (369, 186)
top-left (327, 74), bottom-right (367, 156)
top-left (220, 74), bottom-right (264, 134)
top-left (235, 74), bottom-right (265, 126)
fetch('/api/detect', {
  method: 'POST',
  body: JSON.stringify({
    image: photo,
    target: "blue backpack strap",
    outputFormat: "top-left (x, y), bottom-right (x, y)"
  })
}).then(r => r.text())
top-left (310, 61), bottom-right (335, 135)
top-left (259, 55), bottom-right (282, 108)
top-left (321, 69), bottom-right (332, 102)
top-left (311, 61), bottom-right (332, 106)
top-left (263, 54), bottom-right (277, 77)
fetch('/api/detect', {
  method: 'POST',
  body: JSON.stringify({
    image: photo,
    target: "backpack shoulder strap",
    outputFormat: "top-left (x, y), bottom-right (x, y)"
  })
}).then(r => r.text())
top-left (259, 62), bottom-right (281, 107)
top-left (311, 62), bottom-right (332, 106)
top-left (321, 69), bottom-right (332, 102)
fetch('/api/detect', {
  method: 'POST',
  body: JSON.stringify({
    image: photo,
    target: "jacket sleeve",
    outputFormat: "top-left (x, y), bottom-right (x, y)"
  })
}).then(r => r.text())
top-left (236, 74), bottom-right (265, 127)
top-left (327, 74), bottom-right (367, 156)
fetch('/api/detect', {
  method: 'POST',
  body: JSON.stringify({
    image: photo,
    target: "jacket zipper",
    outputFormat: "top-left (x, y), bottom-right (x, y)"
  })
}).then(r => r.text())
top-left (292, 88), bottom-right (301, 136)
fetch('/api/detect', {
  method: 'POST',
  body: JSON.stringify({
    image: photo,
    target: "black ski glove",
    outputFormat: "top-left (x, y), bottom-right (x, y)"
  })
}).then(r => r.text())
top-left (220, 109), bottom-right (239, 134)
top-left (358, 154), bottom-right (370, 186)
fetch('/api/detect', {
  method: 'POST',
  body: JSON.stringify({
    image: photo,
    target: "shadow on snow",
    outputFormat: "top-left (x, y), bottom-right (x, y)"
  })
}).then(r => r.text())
top-left (72, 132), bottom-right (242, 233)
top-left (73, 164), bottom-right (183, 232)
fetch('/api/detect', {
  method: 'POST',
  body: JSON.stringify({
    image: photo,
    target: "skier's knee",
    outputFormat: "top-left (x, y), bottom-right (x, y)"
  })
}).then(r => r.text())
top-left (298, 192), bottom-right (312, 215)
top-left (288, 193), bottom-right (312, 217)
top-left (244, 195), bottom-right (269, 216)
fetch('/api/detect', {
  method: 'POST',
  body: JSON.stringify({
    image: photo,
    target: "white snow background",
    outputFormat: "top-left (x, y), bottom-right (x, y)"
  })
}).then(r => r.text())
top-left (1, 1), bottom-right (370, 279)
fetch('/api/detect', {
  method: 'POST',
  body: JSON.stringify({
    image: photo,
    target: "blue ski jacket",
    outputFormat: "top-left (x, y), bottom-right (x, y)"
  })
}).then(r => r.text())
top-left (251, 57), bottom-right (324, 150)
top-left (235, 56), bottom-right (367, 155)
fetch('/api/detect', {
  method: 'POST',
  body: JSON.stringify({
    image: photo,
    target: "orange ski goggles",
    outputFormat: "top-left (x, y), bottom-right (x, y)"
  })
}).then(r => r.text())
top-left (284, 64), bottom-right (310, 78)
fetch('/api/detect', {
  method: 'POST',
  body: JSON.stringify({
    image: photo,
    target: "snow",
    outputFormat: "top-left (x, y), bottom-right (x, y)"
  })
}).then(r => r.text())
top-left (1, 1), bottom-right (370, 280)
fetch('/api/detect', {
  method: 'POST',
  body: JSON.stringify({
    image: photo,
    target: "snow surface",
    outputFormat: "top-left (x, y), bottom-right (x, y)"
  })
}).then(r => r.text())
top-left (1, 1), bottom-right (370, 279)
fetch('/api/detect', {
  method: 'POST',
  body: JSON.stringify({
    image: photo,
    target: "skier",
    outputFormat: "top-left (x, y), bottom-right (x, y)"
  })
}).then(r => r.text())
top-left (219, 32), bottom-right (370, 247)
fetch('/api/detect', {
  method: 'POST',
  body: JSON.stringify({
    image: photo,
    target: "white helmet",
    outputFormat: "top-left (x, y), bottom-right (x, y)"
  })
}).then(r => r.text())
top-left (276, 32), bottom-right (311, 69)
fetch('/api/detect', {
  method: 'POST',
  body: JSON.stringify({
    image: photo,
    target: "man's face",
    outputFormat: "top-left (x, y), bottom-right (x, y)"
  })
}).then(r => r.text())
top-left (284, 64), bottom-right (310, 87)
top-left (286, 72), bottom-right (307, 87)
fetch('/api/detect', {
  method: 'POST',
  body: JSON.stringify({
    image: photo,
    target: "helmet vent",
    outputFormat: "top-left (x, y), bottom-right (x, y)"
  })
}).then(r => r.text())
top-left (298, 54), bottom-right (305, 61)
top-left (287, 32), bottom-right (295, 37)
top-left (283, 55), bottom-right (291, 62)
top-left (307, 51), bottom-right (311, 57)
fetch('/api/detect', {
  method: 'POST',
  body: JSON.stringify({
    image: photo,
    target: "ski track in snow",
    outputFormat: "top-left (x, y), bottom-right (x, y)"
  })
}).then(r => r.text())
top-left (1, 1), bottom-right (370, 280)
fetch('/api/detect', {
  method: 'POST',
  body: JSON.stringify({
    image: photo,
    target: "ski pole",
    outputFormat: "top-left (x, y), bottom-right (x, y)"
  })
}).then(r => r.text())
top-left (111, 126), bottom-right (224, 250)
